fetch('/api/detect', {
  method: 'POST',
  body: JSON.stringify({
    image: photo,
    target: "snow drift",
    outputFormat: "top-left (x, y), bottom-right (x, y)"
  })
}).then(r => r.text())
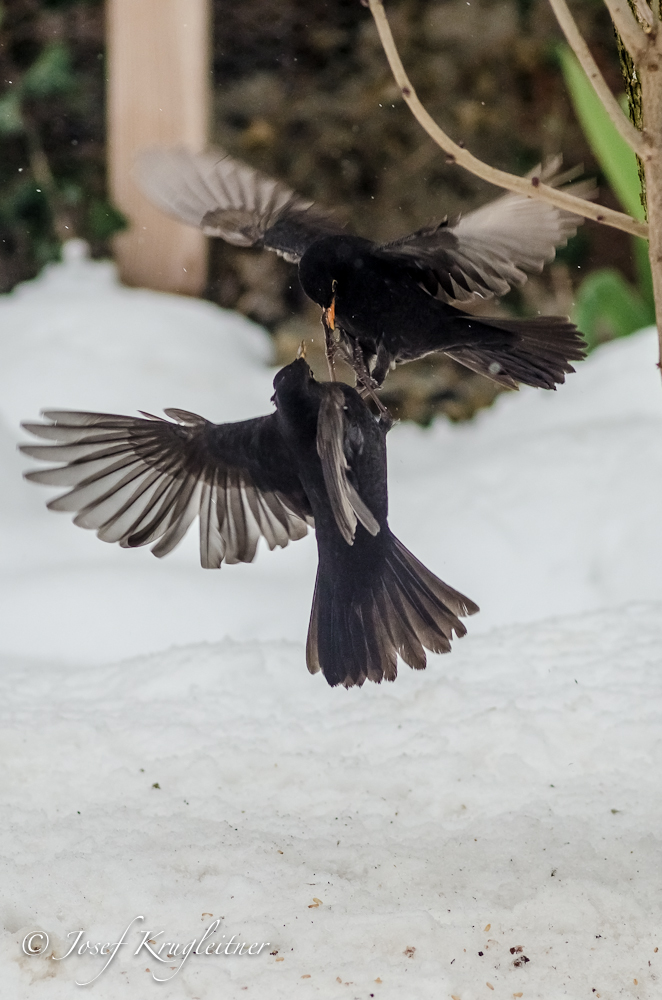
top-left (1, 246), bottom-right (661, 997)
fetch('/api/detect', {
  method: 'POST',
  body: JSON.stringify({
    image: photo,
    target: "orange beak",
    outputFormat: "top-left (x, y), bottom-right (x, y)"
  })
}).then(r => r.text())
top-left (323, 296), bottom-right (336, 332)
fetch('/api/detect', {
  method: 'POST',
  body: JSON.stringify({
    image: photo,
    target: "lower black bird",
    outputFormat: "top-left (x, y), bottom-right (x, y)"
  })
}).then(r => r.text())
top-left (138, 148), bottom-right (590, 391)
top-left (20, 358), bottom-right (478, 687)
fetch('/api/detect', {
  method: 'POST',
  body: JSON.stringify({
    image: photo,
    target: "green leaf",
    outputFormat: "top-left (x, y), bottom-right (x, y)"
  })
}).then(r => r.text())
top-left (87, 199), bottom-right (128, 241)
top-left (32, 236), bottom-right (62, 268)
top-left (557, 44), bottom-right (644, 221)
top-left (0, 91), bottom-right (24, 135)
top-left (573, 268), bottom-right (654, 350)
top-left (23, 43), bottom-right (76, 99)
top-left (60, 181), bottom-right (83, 206)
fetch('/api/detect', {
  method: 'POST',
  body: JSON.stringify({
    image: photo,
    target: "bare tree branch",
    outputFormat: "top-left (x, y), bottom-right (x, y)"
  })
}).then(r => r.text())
top-left (366, 0), bottom-right (648, 240)
top-left (603, 0), bottom-right (649, 60)
top-left (548, 0), bottom-right (646, 156)
top-left (632, 0), bottom-right (657, 34)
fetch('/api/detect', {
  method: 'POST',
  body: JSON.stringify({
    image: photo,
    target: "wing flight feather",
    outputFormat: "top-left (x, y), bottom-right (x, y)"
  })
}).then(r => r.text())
top-left (137, 147), bottom-right (342, 263)
top-left (21, 410), bottom-right (309, 567)
top-left (316, 386), bottom-right (380, 546)
top-left (377, 159), bottom-right (596, 306)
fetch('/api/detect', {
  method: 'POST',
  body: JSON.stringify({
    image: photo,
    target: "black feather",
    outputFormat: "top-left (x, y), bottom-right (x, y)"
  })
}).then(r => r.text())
top-left (140, 147), bottom-right (592, 393)
top-left (22, 359), bottom-right (478, 687)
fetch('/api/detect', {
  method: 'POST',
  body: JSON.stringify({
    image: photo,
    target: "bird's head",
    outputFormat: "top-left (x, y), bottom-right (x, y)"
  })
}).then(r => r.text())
top-left (299, 234), bottom-right (371, 300)
top-left (271, 356), bottom-right (315, 405)
top-left (298, 238), bottom-right (338, 310)
top-left (299, 235), bottom-right (373, 337)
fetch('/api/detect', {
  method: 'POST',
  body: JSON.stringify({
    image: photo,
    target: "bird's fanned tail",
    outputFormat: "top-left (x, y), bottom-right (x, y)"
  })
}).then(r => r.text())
top-left (445, 314), bottom-right (586, 390)
top-left (306, 533), bottom-right (478, 688)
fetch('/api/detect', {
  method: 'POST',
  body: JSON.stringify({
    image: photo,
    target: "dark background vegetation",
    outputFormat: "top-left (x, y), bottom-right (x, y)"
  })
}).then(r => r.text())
top-left (0, 0), bottom-right (635, 420)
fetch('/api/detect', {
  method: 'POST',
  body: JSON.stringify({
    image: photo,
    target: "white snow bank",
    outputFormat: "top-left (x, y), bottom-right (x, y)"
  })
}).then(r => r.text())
top-left (0, 241), bottom-right (274, 423)
top-left (388, 324), bottom-right (662, 630)
top-left (2, 248), bottom-right (662, 998)
top-left (0, 244), bottom-right (315, 662)
top-left (2, 603), bottom-right (661, 998)
top-left (1, 245), bottom-right (662, 662)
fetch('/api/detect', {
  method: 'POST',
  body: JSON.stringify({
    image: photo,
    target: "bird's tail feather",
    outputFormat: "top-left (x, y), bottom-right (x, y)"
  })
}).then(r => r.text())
top-left (306, 534), bottom-right (478, 688)
top-left (446, 315), bottom-right (586, 390)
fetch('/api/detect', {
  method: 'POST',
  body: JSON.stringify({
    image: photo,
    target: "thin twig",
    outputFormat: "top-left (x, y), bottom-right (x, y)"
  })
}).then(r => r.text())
top-left (366, 0), bottom-right (648, 240)
top-left (548, 0), bottom-right (646, 155)
top-left (603, 0), bottom-right (649, 60)
top-left (632, 0), bottom-right (657, 34)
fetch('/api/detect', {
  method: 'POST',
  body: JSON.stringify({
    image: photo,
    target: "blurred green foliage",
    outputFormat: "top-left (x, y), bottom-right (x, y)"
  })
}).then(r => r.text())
top-left (22, 41), bottom-right (75, 99)
top-left (573, 269), bottom-right (652, 347)
top-left (0, 0), bottom-right (125, 289)
top-left (557, 44), bottom-right (643, 221)
top-left (0, 43), bottom-right (76, 135)
top-left (558, 43), bottom-right (654, 348)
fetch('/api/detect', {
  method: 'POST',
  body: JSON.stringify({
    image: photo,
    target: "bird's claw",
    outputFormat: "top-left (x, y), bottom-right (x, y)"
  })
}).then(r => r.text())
top-left (344, 341), bottom-right (393, 425)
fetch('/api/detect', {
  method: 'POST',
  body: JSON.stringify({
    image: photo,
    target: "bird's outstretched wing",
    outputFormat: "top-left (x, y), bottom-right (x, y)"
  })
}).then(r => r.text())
top-left (315, 385), bottom-right (380, 546)
top-left (375, 159), bottom-right (595, 306)
top-left (21, 409), bottom-right (311, 567)
top-left (137, 147), bottom-right (343, 263)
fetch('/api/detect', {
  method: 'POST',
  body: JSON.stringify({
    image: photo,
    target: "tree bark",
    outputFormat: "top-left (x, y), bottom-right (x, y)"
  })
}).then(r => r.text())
top-left (615, 6), bottom-right (647, 215)
top-left (614, 2), bottom-right (662, 346)
top-left (640, 49), bottom-right (662, 340)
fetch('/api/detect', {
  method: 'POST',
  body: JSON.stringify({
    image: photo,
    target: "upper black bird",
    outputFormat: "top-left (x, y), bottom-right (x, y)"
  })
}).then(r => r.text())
top-left (20, 358), bottom-right (478, 688)
top-left (138, 148), bottom-right (590, 391)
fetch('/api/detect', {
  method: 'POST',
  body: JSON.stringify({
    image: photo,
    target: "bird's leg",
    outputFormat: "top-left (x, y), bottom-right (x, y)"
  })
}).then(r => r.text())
top-left (338, 340), bottom-right (393, 426)
top-left (351, 341), bottom-right (379, 392)
top-left (370, 343), bottom-right (392, 389)
top-left (359, 378), bottom-right (394, 428)
top-left (321, 313), bottom-right (337, 381)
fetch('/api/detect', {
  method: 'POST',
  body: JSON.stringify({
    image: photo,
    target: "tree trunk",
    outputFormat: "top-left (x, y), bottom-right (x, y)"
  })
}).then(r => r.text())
top-left (107, 0), bottom-right (210, 294)
top-left (616, 25), bottom-right (647, 215)
top-left (640, 53), bottom-right (662, 344)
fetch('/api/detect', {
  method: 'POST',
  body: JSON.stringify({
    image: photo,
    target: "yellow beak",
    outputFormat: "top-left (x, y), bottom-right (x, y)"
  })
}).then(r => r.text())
top-left (323, 295), bottom-right (336, 331)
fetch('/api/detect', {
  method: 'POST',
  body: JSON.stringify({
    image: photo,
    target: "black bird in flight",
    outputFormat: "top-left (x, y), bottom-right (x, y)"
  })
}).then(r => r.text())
top-left (20, 358), bottom-right (478, 688)
top-left (139, 148), bottom-right (589, 393)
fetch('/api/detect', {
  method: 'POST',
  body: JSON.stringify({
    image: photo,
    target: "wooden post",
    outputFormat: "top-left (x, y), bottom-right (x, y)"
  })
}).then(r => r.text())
top-left (107, 0), bottom-right (210, 294)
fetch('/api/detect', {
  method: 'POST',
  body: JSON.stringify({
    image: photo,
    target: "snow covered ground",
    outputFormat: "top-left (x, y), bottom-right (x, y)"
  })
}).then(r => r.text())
top-left (3, 605), bottom-right (662, 999)
top-left (1, 246), bottom-right (661, 997)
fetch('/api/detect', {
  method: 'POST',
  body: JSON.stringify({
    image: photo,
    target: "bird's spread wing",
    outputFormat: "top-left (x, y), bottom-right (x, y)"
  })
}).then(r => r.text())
top-left (21, 409), bottom-right (310, 567)
top-left (375, 158), bottom-right (595, 306)
top-left (316, 386), bottom-right (380, 546)
top-left (137, 147), bottom-right (343, 263)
